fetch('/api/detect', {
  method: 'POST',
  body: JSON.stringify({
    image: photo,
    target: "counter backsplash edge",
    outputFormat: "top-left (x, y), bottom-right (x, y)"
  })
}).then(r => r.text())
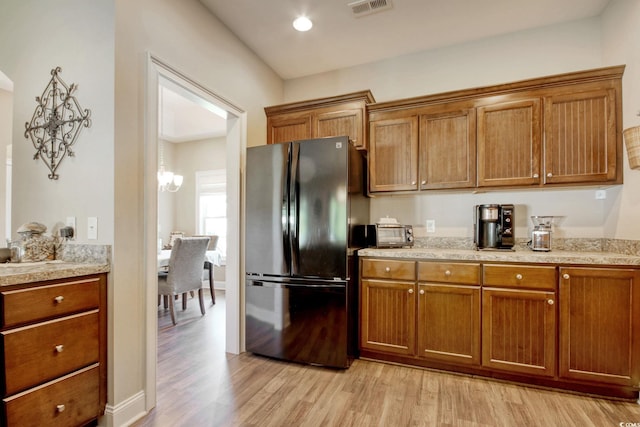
top-left (56, 243), bottom-right (112, 265)
top-left (412, 237), bottom-right (640, 256)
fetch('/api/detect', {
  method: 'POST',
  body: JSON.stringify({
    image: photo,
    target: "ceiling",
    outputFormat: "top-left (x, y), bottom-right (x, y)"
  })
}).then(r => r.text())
top-left (199, 0), bottom-right (611, 80)
top-left (164, 0), bottom-right (611, 142)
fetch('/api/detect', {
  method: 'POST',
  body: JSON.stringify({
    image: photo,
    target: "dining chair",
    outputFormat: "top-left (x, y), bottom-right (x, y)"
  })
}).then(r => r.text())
top-left (158, 237), bottom-right (210, 325)
top-left (193, 234), bottom-right (219, 304)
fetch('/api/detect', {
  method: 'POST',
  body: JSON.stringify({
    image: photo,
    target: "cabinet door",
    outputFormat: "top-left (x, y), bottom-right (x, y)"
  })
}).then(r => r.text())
top-left (369, 116), bottom-right (419, 192)
top-left (360, 279), bottom-right (416, 356)
top-left (267, 113), bottom-right (311, 144)
top-left (544, 88), bottom-right (618, 184)
top-left (314, 105), bottom-right (366, 149)
top-left (482, 288), bottom-right (556, 377)
top-left (419, 108), bottom-right (476, 189)
top-left (417, 283), bottom-right (480, 365)
top-left (559, 267), bottom-right (640, 386)
top-left (477, 98), bottom-right (542, 187)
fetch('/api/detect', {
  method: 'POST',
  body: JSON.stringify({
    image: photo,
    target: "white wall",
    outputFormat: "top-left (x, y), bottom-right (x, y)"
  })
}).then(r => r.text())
top-left (284, 14), bottom-right (640, 241)
top-left (0, 89), bottom-right (11, 243)
top-left (0, 0), bottom-right (114, 244)
top-left (114, 0), bottom-right (283, 423)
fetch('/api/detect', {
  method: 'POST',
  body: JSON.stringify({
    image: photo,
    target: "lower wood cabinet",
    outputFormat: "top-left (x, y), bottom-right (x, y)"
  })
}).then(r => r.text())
top-left (359, 257), bottom-right (640, 400)
top-left (0, 274), bottom-right (107, 427)
top-left (559, 267), bottom-right (640, 387)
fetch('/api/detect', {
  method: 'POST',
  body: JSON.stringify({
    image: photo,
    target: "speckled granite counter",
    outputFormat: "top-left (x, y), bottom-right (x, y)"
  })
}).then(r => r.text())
top-left (357, 247), bottom-right (640, 266)
top-left (0, 243), bottom-right (111, 286)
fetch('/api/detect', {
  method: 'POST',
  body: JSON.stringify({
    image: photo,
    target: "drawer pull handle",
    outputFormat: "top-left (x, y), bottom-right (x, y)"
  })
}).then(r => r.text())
top-left (547, 299), bottom-right (554, 305)
top-left (56, 404), bottom-right (65, 413)
top-left (54, 296), bottom-right (64, 304)
top-left (55, 345), bottom-right (64, 353)
top-left (408, 289), bottom-right (414, 294)
top-left (515, 274), bottom-right (523, 280)
top-left (419, 289), bottom-right (425, 295)
top-left (385, 267), bottom-right (391, 272)
top-left (444, 270), bottom-right (451, 276)
top-left (563, 273), bottom-right (570, 280)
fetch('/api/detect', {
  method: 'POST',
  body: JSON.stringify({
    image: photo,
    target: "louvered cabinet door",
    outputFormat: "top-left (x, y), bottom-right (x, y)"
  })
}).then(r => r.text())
top-left (477, 98), bottom-right (542, 187)
top-left (481, 287), bottom-right (556, 377)
top-left (360, 279), bottom-right (416, 356)
top-left (559, 267), bottom-right (640, 386)
top-left (544, 87), bottom-right (620, 184)
top-left (369, 116), bottom-right (419, 193)
top-left (419, 107), bottom-right (476, 189)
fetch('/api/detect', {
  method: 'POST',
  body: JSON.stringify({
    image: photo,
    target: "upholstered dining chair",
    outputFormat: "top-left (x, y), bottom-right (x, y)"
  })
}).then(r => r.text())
top-left (193, 234), bottom-right (219, 305)
top-left (158, 237), bottom-right (209, 325)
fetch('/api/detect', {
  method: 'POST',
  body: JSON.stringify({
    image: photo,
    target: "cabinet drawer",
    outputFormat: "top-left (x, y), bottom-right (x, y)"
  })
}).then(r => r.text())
top-left (361, 259), bottom-right (416, 281)
top-left (2, 311), bottom-right (99, 395)
top-left (418, 262), bottom-right (480, 285)
top-left (1, 277), bottom-right (100, 327)
top-left (3, 364), bottom-right (100, 427)
top-left (483, 264), bottom-right (556, 290)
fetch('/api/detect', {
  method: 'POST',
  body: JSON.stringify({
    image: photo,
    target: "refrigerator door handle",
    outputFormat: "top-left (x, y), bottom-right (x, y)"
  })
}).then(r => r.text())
top-left (289, 142), bottom-right (300, 274)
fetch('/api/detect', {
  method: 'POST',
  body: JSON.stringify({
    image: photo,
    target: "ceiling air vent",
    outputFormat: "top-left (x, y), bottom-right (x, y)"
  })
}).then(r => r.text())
top-left (348, 0), bottom-right (393, 17)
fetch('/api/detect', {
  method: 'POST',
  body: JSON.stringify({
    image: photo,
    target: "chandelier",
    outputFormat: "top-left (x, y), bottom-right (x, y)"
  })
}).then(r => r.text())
top-left (157, 144), bottom-right (183, 192)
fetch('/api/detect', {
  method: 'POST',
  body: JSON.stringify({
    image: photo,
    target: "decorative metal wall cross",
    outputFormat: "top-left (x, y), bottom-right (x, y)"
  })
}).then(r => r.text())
top-left (24, 67), bottom-right (92, 180)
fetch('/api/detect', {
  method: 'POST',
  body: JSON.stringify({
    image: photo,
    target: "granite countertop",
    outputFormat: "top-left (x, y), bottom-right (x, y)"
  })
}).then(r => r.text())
top-left (357, 247), bottom-right (640, 266)
top-left (0, 243), bottom-right (111, 286)
top-left (0, 260), bottom-right (110, 286)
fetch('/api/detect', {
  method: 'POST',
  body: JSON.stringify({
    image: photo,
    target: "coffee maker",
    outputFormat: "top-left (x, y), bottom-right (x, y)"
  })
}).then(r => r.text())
top-left (474, 204), bottom-right (515, 250)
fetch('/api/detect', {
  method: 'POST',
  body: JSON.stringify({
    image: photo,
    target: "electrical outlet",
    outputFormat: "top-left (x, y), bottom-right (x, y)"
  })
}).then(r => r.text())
top-left (426, 219), bottom-right (436, 233)
top-left (88, 217), bottom-right (98, 240)
top-left (595, 190), bottom-right (607, 200)
top-left (66, 216), bottom-right (76, 230)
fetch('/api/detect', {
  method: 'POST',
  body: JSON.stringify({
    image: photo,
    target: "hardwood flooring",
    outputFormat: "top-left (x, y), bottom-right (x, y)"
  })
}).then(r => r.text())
top-left (132, 291), bottom-right (640, 427)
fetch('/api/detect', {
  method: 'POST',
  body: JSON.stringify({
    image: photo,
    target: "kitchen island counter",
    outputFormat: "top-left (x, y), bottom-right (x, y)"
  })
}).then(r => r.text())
top-left (357, 247), bottom-right (640, 266)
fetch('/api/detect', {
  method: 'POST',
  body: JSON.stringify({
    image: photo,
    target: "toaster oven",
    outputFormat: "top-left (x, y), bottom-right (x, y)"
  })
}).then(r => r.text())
top-left (359, 224), bottom-right (414, 248)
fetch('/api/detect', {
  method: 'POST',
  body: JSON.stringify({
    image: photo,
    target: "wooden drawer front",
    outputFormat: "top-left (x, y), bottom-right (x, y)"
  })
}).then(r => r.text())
top-left (1, 277), bottom-right (100, 327)
top-left (3, 364), bottom-right (100, 427)
top-left (2, 311), bottom-right (99, 395)
top-left (361, 259), bottom-right (416, 281)
top-left (483, 264), bottom-right (556, 290)
top-left (418, 262), bottom-right (480, 285)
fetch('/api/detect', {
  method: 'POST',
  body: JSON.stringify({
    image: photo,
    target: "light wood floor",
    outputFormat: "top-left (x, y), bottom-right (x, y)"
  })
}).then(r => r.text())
top-left (131, 290), bottom-right (640, 427)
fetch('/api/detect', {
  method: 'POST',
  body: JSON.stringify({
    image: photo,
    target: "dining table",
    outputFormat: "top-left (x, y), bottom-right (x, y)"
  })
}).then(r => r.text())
top-left (157, 249), bottom-right (222, 304)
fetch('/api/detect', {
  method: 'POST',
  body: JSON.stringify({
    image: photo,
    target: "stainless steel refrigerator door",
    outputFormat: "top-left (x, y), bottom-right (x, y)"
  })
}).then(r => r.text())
top-left (245, 143), bottom-right (291, 276)
top-left (290, 137), bottom-right (349, 279)
top-left (245, 278), bottom-right (349, 368)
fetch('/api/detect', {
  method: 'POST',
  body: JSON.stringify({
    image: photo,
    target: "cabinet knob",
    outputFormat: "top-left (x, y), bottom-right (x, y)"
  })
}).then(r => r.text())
top-left (445, 270), bottom-right (451, 276)
top-left (563, 273), bottom-right (570, 280)
top-left (515, 274), bottom-right (523, 280)
top-left (54, 295), bottom-right (64, 304)
top-left (55, 345), bottom-right (64, 353)
top-left (385, 267), bottom-right (391, 272)
top-left (408, 288), bottom-right (414, 294)
top-left (533, 173), bottom-right (539, 178)
top-left (547, 299), bottom-right (554, 305)
top-left (547, 172), bottom-right (553, 178)
top-left (56, 404), bottom-right (65, 413)
top-left (411, 181), bottom-right (416, 185)
top-left (419, 289), bottom-right (425, 295)
top-left (421, 180), bottom-right (426, 185)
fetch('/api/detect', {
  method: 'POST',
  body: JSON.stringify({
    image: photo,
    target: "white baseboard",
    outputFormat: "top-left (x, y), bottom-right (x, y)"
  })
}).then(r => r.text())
top-left (99, 390), bottom-right (147, 427)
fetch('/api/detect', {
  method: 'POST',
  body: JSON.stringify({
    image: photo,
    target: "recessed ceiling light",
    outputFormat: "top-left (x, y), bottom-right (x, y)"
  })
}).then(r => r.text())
top-left (293, 16), bottom-right (313, 32)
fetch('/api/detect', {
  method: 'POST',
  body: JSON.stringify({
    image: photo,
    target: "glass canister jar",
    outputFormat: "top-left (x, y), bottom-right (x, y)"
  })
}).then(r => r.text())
top-left (16, 222), bottom-right (55, 262)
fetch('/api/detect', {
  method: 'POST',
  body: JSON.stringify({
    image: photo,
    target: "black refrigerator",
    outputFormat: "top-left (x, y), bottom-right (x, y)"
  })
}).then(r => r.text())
top-left (245, 136), bottom-right (369, 368)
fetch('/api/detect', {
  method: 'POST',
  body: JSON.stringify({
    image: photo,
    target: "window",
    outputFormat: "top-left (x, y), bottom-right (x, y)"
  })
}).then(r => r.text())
top-left (196, 170), bottom-right (226, 262)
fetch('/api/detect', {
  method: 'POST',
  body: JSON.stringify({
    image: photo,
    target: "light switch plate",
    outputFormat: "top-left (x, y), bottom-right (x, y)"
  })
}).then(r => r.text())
top-left (426, 219), bottom-right (436, 233)
top-left (88, 217), bottom-right (98, 240)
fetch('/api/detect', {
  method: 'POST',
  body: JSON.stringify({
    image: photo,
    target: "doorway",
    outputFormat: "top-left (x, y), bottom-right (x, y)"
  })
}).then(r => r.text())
top-left (144, 54), bottom-right (245, 409)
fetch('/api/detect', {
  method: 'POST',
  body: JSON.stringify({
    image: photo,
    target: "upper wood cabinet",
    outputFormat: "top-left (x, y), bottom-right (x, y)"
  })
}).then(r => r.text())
top-left (544, 86), bottom-right (620, 184)
top-left (366, 65), bottom-right (624, 194)
top-left (265, 91), bottom-right (375, 149)
top-left (368, 116), bottom-right (419, 192)
top-left (477, 97), bottom-right (541, 187)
